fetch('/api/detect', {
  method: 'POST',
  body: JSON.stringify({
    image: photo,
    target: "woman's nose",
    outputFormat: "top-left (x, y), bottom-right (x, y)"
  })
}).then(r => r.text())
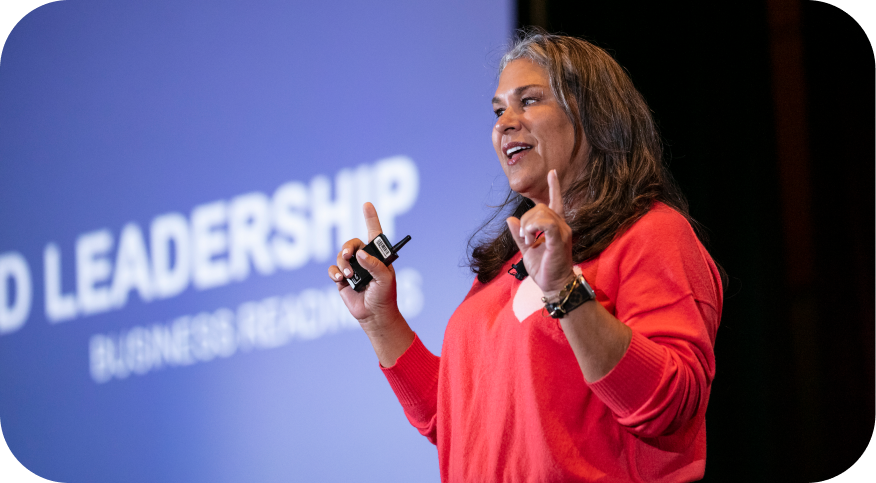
top-left (495, 107), bottom-right (521, 133)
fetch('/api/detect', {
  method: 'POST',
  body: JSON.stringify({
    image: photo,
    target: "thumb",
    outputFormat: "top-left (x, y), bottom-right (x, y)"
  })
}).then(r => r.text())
top-left (356, 249), bottom-right (393, 283)
top-left (506, 217), bottom-right (527, 253)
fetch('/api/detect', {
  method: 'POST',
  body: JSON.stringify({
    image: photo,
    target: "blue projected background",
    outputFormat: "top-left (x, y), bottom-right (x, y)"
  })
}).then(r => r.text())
top-left (0, 1), bottom-right (512, 481)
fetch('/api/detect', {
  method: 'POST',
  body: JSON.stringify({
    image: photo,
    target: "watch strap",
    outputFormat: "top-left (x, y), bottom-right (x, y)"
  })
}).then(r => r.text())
top-left (543, 274), bottom-right (595, 319)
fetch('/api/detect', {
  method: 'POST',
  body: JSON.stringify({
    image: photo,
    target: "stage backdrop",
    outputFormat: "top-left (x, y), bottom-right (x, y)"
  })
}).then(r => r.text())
top-left (0, 1), bottom-right (512, 481)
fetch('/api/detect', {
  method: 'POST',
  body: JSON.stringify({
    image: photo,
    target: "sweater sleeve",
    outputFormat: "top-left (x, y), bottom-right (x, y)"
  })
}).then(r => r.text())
top-left (587, 206), bottom-right (722, 441)
top-left (381, 333), bottom-right (441, 444)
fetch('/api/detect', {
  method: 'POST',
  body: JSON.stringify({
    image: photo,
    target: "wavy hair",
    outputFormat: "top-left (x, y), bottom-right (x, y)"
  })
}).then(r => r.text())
top-left (468, 30), bottom-right (696, 283)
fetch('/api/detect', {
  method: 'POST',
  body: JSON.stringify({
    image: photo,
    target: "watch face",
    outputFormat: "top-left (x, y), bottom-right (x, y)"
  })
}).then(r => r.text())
top-left (578, 276), bottom-right (596, 301)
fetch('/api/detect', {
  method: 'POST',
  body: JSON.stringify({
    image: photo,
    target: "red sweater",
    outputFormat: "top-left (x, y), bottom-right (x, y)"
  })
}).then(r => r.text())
top-left (383, 203), bottom-right (723, 482)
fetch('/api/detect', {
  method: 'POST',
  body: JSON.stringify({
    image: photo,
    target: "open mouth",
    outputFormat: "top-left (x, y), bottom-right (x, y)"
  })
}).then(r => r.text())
top-left (503, 143), bottom-right (533, 164)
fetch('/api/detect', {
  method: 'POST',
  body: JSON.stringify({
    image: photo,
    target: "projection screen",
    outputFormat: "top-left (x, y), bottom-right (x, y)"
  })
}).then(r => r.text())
top-left (0, 1), bottom-right (513, 481)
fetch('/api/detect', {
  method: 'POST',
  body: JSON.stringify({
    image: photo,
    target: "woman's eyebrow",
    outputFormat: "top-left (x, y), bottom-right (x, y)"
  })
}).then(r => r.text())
top-left (492, 84), bottom-right (547, 105)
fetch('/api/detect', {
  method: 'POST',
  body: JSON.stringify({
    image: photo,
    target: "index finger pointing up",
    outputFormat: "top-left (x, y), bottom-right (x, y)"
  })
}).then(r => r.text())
top-left (363, 202), bottom-right (384, 240)
top-left (547, 169), bottom-right (564, 215)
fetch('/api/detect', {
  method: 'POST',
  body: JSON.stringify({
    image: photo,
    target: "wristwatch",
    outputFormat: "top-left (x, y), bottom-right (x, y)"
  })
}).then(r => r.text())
top-left (542, 273), bottom-right (596, 319)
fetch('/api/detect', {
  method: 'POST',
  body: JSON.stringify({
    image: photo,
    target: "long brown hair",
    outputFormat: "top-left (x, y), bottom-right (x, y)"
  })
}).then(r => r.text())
top-left (469, 30), bottom-right (696, 283)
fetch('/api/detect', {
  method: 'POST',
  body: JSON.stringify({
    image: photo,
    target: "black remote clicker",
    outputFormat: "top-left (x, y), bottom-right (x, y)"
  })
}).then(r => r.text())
top-left (347, 233), bottom-right (411, 292)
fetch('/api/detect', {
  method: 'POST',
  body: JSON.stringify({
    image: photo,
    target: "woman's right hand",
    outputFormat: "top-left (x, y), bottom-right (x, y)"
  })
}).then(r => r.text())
top-left (328, 202), bottom-right (402, 330)
top-left (328, 203), bottom-right (414, 367)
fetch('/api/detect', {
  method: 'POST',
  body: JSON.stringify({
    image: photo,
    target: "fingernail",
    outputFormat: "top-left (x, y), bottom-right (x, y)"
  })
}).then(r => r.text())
top-left (357, 250), bottom-right (367, 260)
top-left (342, 249), bottom-right (349, 257)
top-left (343, 268), bottom-right (351, 277)
top-left (519, 227), bottom-right (524, 238)
top-left (334, 273), bottom-right (342, 281)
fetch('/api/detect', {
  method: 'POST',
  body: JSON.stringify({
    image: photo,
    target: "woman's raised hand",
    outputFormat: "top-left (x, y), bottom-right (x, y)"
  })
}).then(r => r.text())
top-left (506, 169), bottom-right (577, 296)
top-left (328, 203), bottom-right (401, 328)
top-left (328, 203), bottom-right (414, 367)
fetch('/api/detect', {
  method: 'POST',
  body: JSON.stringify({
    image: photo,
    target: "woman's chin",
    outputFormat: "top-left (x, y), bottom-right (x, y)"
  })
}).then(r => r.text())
top-left (512, 186), bottom-right (547, 204)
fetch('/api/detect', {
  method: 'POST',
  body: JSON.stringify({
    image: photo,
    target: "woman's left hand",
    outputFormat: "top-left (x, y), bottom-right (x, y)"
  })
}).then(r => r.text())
top-left (506, 169), bottom-right (576, 296)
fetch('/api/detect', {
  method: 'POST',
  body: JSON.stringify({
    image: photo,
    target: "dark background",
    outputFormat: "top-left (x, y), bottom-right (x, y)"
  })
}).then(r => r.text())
top-left (516, 0), bottom-right (874, 481)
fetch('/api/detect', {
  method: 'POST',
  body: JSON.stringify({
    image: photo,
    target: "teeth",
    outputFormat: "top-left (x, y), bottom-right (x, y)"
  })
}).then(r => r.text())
top-left (506, 146), bottom-right (527, 156)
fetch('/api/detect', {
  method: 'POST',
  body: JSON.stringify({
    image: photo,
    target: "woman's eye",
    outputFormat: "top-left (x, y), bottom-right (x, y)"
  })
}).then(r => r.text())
top-left (493, 108), bottom-right (505, 118)
top-left (522, 97), bottom-right (537, 106)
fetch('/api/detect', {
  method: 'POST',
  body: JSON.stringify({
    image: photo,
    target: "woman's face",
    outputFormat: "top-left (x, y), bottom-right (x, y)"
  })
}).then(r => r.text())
top-left (491, 59), bottom-right (588, 205)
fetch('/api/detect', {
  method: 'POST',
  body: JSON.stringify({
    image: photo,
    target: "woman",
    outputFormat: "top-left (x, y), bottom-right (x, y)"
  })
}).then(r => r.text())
top-left (329, 32), bottom-right (722, 482)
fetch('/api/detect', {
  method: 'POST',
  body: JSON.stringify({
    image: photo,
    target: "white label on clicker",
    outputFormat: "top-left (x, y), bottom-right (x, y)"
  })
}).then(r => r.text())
top-left (374, 237), bottom-right (391, 258)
